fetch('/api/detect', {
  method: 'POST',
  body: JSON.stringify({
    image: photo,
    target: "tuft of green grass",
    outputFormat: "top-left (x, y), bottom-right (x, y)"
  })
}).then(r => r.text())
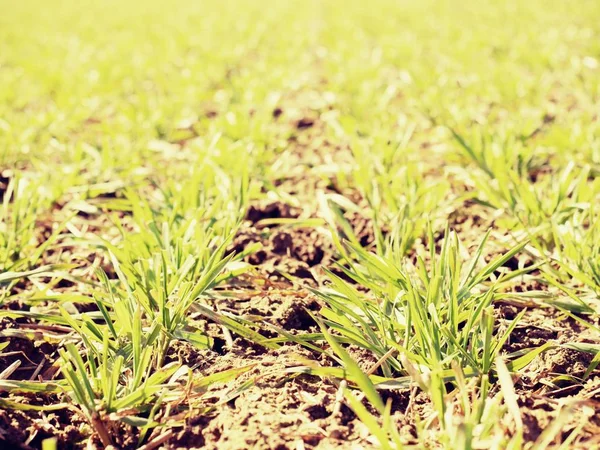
top-left (450, 127), bottom-right (595, 240)
top-left (311, 225), bottom-right (531, 378)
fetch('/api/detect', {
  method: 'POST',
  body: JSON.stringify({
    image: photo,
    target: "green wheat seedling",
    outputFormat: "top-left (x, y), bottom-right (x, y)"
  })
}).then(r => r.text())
top-left (0, 277), bottom-right (185, 447)
top-left (128, 155), bottom-right (249, 239)
top-left (314, 225), bottom-right (532, 379)
top-left (1, 254), bottom-right (257, 447)
top-left (329, 332), bottom-right (586, 450)
top-left (0, 165), bottom-right (259, 446)
top-left (551, 206), bottom-right (600, 305)
top-left (451, 127), bottom-right (593, 242)
top-left (0, 175), bottom-right (71, 304)
top-left (544, 207), bottom-right (600, 373)
top-left (0, 176), bottom-right (62, 272)
top-left (58, 330), bottom-right (181, 447)
top-left (102, 232), bottom-right (240, 366)
top-left (88, 163), bottom-right (261, 362)
top-left (323, 118), bottom-right (451, 256)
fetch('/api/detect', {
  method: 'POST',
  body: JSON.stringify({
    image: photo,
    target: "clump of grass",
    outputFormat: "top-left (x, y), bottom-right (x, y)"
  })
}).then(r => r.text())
top-left (450, 127), bottom-right (594, 243)
top-left (0, 162), bottom-right (260, 445)
top-left (551, 205), bottom-right (600, 310)
top-left (57, 316), bottom-right (182, 447)
top-left (314, 225), bottom-right (532, 378)
top-left (330, 336), bottom-right (590, 450)
top-left (322, 117), bottom-right (451, 257)
top-left (1, 267), bottom-right (254, 448)
top-left (0, 174), bottom-right (72, 305)
top-left (96, 163), bottom-right (257, 357)
top-left (0, 175), bottom-right (63, 273)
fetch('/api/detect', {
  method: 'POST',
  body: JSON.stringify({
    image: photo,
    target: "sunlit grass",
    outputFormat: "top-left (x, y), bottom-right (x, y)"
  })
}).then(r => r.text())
top-left (1, 0), bottom-right (599, 447)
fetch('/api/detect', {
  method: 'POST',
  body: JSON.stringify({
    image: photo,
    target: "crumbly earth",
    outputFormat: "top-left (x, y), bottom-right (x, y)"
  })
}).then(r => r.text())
top-left (1, 96), bottom-right (600, 450)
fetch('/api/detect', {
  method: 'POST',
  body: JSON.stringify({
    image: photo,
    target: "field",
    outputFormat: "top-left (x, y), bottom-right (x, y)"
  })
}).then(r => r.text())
top-left (1, 0), bottom-right (600, 448)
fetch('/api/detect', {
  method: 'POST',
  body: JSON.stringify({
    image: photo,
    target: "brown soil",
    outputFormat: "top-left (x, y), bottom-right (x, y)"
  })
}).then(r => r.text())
top-left (0, 403), bottom-right (89, 449)
top-left (168, 345), bottom-right (369, 450)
